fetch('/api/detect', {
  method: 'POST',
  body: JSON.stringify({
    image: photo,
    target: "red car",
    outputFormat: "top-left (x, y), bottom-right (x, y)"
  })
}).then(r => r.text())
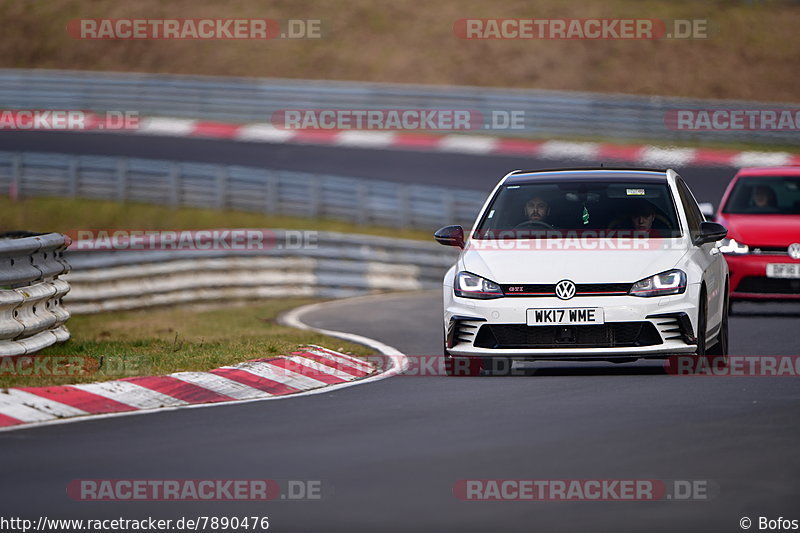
top-left (714, 166), bottom-right (800, 302)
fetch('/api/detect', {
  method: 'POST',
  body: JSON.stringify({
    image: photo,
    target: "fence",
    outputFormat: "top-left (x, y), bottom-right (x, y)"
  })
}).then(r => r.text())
top-left (0, 69), bottom-right (797, 145)
top-left (0, 232), bottom-right (71, 356)
top-left (64, 230), bottom-right (456, 313)
top-left (0, 228), bottom-right (457, 352)
top-left (0, 151), bottom-right (485, 230)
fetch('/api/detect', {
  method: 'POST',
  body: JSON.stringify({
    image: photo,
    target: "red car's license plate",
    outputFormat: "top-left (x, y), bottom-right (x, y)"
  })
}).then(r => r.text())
top-left (766, 263), bottom-right (800, 279)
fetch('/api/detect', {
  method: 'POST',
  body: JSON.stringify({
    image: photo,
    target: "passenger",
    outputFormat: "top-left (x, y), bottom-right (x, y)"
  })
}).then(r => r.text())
top-left (628, 200), bottom-right (660, 237)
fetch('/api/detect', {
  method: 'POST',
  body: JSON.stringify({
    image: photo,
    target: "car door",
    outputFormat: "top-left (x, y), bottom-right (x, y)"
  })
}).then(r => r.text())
top-left (676, 177), bottom-right (725, 335)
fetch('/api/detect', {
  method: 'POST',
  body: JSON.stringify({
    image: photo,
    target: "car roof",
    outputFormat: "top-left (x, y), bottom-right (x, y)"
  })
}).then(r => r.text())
top-left (734, 166), bottom-right (800, 177)
top-left (505, 167), bottom-right (669, 185)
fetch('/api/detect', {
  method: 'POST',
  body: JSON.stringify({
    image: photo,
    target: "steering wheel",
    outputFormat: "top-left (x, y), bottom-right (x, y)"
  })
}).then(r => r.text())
top-left (513, 220), bottom-right (554, 230)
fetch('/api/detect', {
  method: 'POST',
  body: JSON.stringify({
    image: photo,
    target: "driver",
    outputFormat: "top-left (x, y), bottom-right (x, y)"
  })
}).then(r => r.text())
top-left (524, 196), bottom-right (551, 224)
top-left (751, 185), bottom-right (777, 209)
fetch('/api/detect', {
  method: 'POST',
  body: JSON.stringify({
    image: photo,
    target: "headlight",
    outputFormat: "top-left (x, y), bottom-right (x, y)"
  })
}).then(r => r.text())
top-left (718, 238), bottom-right (749, 255)
top-left (629, 269), bottom-right (687, 297)
top-left (454, 271), bottom-right (504, 299)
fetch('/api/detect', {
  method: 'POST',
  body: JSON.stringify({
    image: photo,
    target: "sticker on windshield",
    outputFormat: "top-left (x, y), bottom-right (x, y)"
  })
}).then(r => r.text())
top-left (626, 188), bottom-right (646, 196)
top-left (487, 210), bottom-right (495, 219)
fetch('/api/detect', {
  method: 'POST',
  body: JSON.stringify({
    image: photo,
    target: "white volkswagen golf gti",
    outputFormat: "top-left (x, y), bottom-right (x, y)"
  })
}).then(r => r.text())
top-left (435, 168), bottom-right (730, 375)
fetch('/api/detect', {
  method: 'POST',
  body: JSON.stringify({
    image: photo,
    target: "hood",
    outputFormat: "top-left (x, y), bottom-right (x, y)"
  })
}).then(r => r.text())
top-left (717, 214), bottom-right (800, 247)
top-left (460, 242), bottom-right (687, 284)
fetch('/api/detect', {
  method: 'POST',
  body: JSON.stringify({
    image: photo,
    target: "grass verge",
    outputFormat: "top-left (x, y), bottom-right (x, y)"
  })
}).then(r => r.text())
top-left (0, 197), bottom-right (433, 241)
top-left (0, 298), bottom-right (374, 389)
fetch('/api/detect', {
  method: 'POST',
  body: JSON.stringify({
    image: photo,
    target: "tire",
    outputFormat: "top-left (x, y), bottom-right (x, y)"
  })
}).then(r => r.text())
top-left (678, 292), bottom-right (710, 375)
top-left (694, 291), bottom-right (707, 357)
top-left (687, 287), bottom-right (729, 373)
top-left (706, 284), bottom-right (729, 367)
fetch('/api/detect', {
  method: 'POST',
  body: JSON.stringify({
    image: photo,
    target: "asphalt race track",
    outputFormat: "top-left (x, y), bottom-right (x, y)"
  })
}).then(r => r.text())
top-left (0, 294), bottom-right (798, 532)
top-left (0, 133), bottom-right (798, 533)
top-left (0, 131), bottom-right (737, 205)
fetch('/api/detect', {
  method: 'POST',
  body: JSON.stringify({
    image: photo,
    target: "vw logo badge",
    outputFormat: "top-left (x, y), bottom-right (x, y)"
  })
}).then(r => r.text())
top-left (789, 243), bottom-right (800, 260)
top-left (555, 280), bottom-right (577, 300)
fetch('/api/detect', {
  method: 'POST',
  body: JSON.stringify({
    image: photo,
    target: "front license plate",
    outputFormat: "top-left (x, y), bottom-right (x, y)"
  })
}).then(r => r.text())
top-left (526, 308), bottom-right (605, 326)
top-left (767, 263), bottom-right (800, 279)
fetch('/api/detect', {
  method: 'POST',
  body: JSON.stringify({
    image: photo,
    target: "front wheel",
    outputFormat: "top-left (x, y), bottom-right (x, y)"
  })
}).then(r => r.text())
top-left (706, 288), bottom-right (729, 367)
top-left (687, 288), bottom-right (728, 373)
top-left (694, 292), bottom-right (708, 357)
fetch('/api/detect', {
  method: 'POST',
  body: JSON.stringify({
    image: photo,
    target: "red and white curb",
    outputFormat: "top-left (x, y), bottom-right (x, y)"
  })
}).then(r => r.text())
top-left (0, 345), bottom-right (390, 431)
top-left (129, 117), bottom-right (800, 168)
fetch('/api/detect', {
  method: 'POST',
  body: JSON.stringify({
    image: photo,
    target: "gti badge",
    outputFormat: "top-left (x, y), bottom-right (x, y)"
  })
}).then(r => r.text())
top-left (555, 280), bottom-right (577, 300)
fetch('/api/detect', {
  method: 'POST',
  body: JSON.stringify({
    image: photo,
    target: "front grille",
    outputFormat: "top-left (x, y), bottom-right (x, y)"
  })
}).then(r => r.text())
top-left (473, 322), bottom-right (663, 349)
top-left (737, 276), bottom-right (800, 294)
top-left (751, 246), bottom-right (789, 256)
top-left (500, 283), bottom-right (632, 297)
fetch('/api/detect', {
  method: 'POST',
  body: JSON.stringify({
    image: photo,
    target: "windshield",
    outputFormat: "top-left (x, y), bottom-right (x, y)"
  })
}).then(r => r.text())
top-left (473, 180), bottom-right (682, 239)
top-left (722, 176), bottom-right (800, 215)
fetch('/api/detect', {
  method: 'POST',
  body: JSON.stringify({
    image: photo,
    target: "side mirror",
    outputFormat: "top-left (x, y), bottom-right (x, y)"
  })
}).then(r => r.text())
top-left (434, 225), bottom-right (465, 249)
top-left (695, 221), bottom-right (727, 245)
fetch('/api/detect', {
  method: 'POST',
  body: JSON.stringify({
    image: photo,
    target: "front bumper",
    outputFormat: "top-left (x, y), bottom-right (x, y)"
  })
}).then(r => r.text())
top-left (726, 254), bottom-right (800, 301)
top-left (444, 286), bottom-right (700, 359)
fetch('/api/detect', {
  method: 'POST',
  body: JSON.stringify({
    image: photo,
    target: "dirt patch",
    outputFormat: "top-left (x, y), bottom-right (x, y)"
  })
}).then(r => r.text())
top-left (1, 0), bottom-right (798, 101)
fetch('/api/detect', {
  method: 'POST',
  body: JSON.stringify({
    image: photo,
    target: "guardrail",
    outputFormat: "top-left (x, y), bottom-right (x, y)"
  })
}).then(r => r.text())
top-left (1, 69), bottom-right (797, 145)
top-left (0, 232), bottom-right (71, 356)
top-left (64, 231), bottom-right (456, 314)
top-left (0, 151), bottom-right (486, 229)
